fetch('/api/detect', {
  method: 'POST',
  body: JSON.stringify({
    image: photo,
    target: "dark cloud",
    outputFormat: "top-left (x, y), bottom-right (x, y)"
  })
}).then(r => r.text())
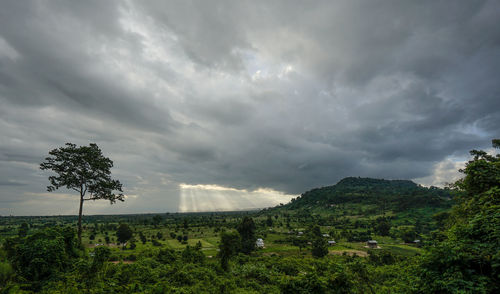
top-left (0, 0), bottom-right (499, 215)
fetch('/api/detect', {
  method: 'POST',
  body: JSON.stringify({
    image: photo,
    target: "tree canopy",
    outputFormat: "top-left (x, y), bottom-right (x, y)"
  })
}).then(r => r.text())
top-left (40, 143), bottom-right (124, 243)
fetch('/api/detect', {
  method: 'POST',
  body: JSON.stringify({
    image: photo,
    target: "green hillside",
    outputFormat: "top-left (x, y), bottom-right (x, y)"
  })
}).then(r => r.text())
top-left (285, 177), bottom-right (453, 212)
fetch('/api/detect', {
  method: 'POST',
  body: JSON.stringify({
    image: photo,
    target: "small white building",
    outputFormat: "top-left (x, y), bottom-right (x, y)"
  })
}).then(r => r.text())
top-left (256, 238), bottom-right (265, 248)
top-left (298, 231), bottom-right (304, 236)
top-left (328, 240), bottom-right (336, 246)
top-left (322, 233), bottom-right (330, 238)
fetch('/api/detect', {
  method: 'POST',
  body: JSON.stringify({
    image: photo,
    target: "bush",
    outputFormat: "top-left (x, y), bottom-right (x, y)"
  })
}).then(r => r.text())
top-left (157, 248), bottom-right (177, 264)
top-left (0, 261), bottom-right (14, 285)
top-left (4, 227), bottom-right (78, 287)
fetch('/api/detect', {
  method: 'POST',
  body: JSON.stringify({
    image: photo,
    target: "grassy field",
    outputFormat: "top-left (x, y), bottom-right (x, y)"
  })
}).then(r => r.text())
top-left (1, 210), bottom-right (426, 264)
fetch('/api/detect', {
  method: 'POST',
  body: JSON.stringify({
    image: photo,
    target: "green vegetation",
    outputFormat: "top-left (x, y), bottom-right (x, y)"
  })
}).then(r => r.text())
top-left (0, 140), bottom-right (498, 293)
top-left (40, 143), bottom-right (124, 243)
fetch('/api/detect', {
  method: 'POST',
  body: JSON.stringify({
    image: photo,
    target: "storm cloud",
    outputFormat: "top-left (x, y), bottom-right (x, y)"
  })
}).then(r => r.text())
top-left (0, 0), bottom-right (499, 215)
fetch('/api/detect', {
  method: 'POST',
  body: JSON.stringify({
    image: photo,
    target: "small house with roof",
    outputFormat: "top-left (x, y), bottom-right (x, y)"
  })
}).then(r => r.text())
top-left (256, 238), bottom-right (265, 248)
top-left (366, 240), bottom-right (378, 249)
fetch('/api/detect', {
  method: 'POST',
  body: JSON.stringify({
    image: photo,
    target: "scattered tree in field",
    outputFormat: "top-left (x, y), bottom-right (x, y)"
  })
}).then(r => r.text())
top-left (309, 225), bottom-right (328, 258)
top-left (157, 248), bottom-right (176, 264)
top-left (311, 238), bottom-right (328, 258)
top-left (116, 224), bottom-right (133, 244)
top-left (40, 143), bottom-right (123, 243)
top-left (139, 232), bottom-right (147, 244)
top-left (237, 217), bottom-right (256, 254)
top-left (391, 225), bottom-right (417, 243)
top-left (266, 215), bottom-right (273, 227)
top-left (18, 223), bottom-right (29, 237)
top-left (152, 215), bottom-right (162, 227)
top-left (292, 237), bottom-right (308, 252)
top-left (181, 245), bottom-right (205, 264)
top-left (374, 217), bottom-right (391, 236)
top-left (91, 246), bottom-right (110, 273)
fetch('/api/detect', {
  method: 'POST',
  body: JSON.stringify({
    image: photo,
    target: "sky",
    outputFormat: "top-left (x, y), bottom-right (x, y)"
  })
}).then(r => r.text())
top-left (0, 1), bottom-right (499, 216)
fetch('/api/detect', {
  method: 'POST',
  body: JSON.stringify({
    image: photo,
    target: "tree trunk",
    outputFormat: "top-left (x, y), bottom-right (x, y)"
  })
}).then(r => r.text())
top-left (77, 194), bottom-right (84, 244)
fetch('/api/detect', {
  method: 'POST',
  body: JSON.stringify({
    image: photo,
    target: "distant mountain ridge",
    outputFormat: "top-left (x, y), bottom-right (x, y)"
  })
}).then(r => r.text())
top-left (284, 177), bottom-right (453, 211)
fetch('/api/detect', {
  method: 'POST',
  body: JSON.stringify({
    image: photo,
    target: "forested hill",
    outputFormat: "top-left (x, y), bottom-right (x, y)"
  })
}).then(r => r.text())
top-left (284, 177), bottom-right (453, 211)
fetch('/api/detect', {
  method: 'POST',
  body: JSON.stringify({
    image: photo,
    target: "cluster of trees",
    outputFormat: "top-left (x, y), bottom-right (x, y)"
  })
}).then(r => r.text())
top-left (219, 216), bottom-right (257, 270)
top-left (411, 140), bottom-right (500, 292)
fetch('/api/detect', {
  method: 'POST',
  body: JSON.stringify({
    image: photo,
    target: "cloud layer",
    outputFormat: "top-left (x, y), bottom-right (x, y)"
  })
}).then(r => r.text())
top-left (0, 1), bottom-right (499, 215)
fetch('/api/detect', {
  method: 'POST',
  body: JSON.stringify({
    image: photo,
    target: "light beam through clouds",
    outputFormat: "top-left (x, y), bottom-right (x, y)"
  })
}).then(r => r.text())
top-left (179, 184), bottom-right (296, 212)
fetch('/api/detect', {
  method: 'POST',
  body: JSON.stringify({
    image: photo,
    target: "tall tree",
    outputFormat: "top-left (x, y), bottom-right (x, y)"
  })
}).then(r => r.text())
top-left (40, 143), bottom-right (123, 243)
top-left (218, 231), bottom-right (240, 271)
top-left (237, 217), bottom-right (256, 254)
top-left (309, 225), bottom-right (328, 258)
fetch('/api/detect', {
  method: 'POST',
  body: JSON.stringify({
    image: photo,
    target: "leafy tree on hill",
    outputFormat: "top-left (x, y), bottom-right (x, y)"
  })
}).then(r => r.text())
top-left (391, 225), bottom-right (417, 243)
top-left (373, 217), bottom-right (391, 236)
top-left (40, 143), bottom-right (124, 243)
top-left (308, 225), bottom-right (328, 258)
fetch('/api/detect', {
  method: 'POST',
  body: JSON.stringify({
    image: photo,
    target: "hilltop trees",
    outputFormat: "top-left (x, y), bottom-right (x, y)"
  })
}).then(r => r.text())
top-left (40, 143), bottom-right (124, 243)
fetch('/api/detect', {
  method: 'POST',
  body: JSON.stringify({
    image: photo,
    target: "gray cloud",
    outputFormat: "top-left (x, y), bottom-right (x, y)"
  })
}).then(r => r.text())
top-left (0, 0), bottom-right (499, 215)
